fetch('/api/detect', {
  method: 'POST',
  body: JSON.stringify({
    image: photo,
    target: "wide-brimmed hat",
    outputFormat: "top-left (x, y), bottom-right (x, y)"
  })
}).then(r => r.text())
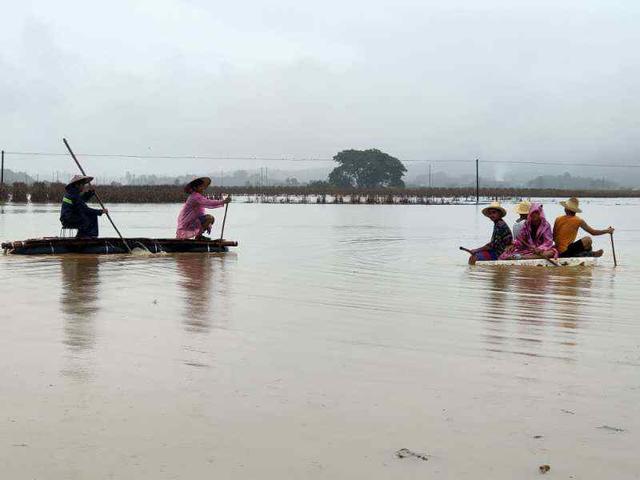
top-left (560, 197), bottom-right (582, 213)
top-left (514, 200), bottom-right (531, 215)
top-left (482, 201), bottom-right (507, 218)
top-left (66, 175), bottom-right (93, 188)
top-left (184, 176), bottom-right (211, 193)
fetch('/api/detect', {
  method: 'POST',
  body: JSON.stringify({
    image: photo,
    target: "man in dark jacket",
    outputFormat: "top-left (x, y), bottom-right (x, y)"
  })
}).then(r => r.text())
top-left (60, 175), bottom-right (107, 237)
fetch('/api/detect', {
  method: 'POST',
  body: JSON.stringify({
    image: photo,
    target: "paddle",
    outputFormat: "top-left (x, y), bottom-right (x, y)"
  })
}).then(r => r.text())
top-left (533, 251), bottom-right (560, 267)
top-left (610, 231), bottom-right (617, 267)
top-left (521, 241), bottom-right (560, 267)
top-left (62, 138), bottom-right (132, 253)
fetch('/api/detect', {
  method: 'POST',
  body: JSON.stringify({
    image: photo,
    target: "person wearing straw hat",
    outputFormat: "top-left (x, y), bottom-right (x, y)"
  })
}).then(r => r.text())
top-left (553, 197), bottom-right (613, 258)
top-left (59, 175), bottom-right (108, 237)
top-left (467, 201), bottom-right (513, 264)
top-left (512, 200), bottom-right (531, 239)
top-left (176, 176), bottom-right (231, 240)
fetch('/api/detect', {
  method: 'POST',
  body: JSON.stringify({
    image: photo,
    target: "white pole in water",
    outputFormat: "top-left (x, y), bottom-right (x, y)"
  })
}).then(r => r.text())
top-left (475, 158), bottom-right (479, 205)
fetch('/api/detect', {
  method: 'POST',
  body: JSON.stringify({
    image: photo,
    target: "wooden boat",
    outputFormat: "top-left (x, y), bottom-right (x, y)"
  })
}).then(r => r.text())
top-left (476, 257), bottom-right (598, 267)
top-left (1, 237), bottom-right (238, 255)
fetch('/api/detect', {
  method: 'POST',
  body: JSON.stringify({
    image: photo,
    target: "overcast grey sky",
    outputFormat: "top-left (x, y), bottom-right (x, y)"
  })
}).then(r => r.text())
top-left (1, 0), bottom-right (639, 176)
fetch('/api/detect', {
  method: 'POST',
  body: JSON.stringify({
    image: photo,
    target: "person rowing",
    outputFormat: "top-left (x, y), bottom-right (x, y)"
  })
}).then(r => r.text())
top-left (59, 175), bottom-right (108, 238)
top-left (553, 197), bottom-right (613, 258)
top-left (176, 176), bottom-right (231, 240)
top-left (466, 201), bottom-right (513, 264)
top-left (500, 202), bottom-right (557, 260)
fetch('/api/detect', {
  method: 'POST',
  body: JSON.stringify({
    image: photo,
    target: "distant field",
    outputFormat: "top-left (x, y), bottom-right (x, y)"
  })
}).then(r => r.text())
top-left (1, 182), bottom-right (638, 204)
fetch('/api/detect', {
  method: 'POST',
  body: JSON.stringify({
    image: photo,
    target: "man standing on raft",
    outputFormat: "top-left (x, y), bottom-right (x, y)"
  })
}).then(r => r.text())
top-left (60, 175), bottom-right (108, 238)
top-left (176, 176), bottom-right (231, 240)
top-left (553, 197), bottom-right (613, 258)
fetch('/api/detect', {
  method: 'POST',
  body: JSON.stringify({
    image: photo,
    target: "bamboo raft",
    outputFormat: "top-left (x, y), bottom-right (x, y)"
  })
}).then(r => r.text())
top-left (1, 237), bottom-right (238, 255)
top-left (476, 257), bottom-right (598, 267)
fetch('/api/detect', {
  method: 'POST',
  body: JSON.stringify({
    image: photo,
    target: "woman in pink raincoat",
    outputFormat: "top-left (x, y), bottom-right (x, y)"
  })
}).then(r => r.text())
top-left (499, 202), bottom-right (557, 260)
top-left (176, 177), bottom-right (231, 240)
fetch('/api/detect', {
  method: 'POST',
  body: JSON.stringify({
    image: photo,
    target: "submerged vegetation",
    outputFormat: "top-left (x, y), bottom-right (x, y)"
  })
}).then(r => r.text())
top-left (0, 182), bottom-right (638, 204)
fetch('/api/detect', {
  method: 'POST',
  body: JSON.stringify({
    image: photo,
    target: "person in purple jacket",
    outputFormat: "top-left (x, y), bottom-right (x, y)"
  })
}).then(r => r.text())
top-left (176, 177), bottom-right (231, 240)
top-left (500, 203), bottom-right (557, 260)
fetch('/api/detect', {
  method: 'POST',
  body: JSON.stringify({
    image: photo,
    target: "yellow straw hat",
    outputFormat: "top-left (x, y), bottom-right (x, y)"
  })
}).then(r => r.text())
top-left (560, 197), bottom-right (582, 213)
top-left (514, 200), bottom-right (531, 215)
top-left (482, 201), bottom-right (507, 218)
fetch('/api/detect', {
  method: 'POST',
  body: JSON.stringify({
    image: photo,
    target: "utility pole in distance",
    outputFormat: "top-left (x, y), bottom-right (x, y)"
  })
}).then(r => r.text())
top-left (475, 158), bottom-right (479, 205)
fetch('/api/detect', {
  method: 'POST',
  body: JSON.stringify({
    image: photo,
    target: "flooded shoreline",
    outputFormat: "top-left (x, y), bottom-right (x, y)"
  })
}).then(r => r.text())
top-left (1, 201), bottom-right (639, 478)
top-left (3, 180), bottom-right (640, 205)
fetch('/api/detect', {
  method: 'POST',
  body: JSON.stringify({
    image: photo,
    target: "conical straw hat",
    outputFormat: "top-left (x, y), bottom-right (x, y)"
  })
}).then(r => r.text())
top-left (184, 176), bottom-right (212, 193)
top-left (66, 175), bottom-right (93, 188)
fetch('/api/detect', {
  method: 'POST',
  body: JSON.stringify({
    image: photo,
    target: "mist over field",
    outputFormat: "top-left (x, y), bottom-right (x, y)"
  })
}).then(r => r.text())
top-left (1, 1), bottom-right (639, 182)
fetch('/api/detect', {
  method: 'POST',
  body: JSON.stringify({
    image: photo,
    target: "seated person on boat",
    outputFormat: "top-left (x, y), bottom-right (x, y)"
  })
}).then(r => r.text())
top-left (59, 175), bottom-right (108, 238)
top-left (512, 200), bottom-right (531, 239)
top-left (176, 176), bottom-right (231, 240)
top-left (468, 201), bottom-right (513, 264)
top-left (500, 203), bottom-right (557, 260)
top-left (553, 197), bottom-right (613, 258)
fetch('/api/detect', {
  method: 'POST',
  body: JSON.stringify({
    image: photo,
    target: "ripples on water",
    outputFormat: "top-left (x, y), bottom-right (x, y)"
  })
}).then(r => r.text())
top-left (3, 202), bottom-right (638, 366)
top-left (1, 201), bottom-right (639, 478)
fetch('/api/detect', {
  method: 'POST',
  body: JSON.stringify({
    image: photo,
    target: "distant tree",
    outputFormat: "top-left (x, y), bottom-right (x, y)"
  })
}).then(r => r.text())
top-left (527, 172), bottom-right (618, 190)
top-left (285, 177), bottom-right (299, 186)
top-left (328, 149), bottom-right (406, 188)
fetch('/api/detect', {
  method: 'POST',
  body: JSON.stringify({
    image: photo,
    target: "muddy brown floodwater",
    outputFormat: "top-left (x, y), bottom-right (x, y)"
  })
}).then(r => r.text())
top-left (1, 199), bottom-right (639, 479)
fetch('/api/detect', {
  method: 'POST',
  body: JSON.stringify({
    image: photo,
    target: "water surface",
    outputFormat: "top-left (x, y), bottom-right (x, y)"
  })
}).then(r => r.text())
top-left (1, 200), bottom-right (639, 479)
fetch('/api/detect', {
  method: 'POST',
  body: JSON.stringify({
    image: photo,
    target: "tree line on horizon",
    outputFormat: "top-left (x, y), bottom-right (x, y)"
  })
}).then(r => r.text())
top-left (0, 148), bottom-right (630, 191)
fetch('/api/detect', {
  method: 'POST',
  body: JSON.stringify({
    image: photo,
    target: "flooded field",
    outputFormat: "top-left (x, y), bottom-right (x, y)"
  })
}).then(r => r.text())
top-left (1, 199), bottom-right (639, 479)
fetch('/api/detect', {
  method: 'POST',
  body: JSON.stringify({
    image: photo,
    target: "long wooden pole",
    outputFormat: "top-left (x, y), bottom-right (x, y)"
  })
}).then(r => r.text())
top-left (62, 138), bottom-right (132, 253)
top-left (219, 202), bottom-right (229, 242)
top-left (610, 232), bottom-right (618, 267)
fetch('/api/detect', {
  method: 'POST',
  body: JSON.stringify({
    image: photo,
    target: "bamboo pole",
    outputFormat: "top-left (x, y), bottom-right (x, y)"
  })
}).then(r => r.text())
top-left (219, 201), bottom-right (229, 242)
top-left (62, 138), bottom-right (132, 253)
top-left (610, 232), bottom-right (618, 267)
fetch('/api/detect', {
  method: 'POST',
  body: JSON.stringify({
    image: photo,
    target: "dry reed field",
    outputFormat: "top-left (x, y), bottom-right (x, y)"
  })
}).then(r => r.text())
top-left (0, 182), bottom-right (638, 204)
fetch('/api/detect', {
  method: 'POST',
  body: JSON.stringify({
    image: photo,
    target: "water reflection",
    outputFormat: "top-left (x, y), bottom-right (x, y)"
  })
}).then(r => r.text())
top-left (175, 254), bottom-right (229, 334)
top-left (475, 266), bottom-right (594, 360)
top-left (174, 254), bottom-right (232, 369)
top-left (59, 256), bottom-right (100, 380)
